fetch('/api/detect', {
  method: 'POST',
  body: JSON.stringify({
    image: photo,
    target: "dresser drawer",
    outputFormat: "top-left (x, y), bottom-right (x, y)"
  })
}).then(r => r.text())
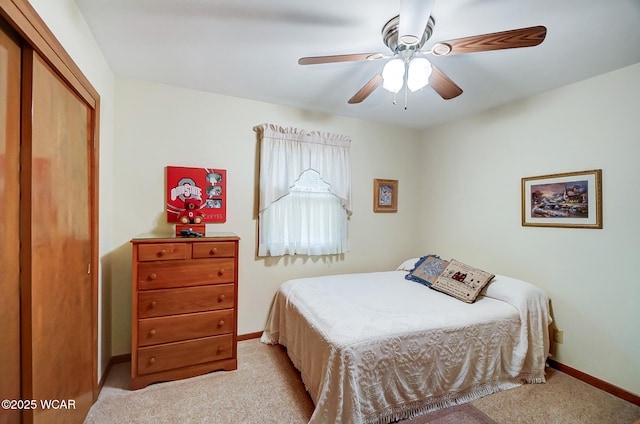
top-left (137, 334), bottom-right (234, 375)
top-left (138, 258), bottom-right (235, 290)
top-left (192, 242), bottom-right (236, 259)
top-left (138, 284), bottom-right (234, 318)
top-left (137, 243), bottom-right (186, 261)
top-left (138, 309), bottom-right (234, 347)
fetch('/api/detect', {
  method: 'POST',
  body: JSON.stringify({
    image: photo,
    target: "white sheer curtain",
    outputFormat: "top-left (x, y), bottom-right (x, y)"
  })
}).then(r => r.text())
top-left (254, 124), bottom-right (351, 257)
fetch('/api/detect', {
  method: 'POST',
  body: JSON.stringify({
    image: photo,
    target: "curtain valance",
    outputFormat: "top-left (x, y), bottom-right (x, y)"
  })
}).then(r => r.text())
top-left (254, 123), bottom-right (352, 215)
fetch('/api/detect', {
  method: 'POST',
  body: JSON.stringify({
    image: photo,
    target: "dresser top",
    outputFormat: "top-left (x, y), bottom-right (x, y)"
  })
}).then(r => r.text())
top-left (132, 232), bottom-right (239, 243)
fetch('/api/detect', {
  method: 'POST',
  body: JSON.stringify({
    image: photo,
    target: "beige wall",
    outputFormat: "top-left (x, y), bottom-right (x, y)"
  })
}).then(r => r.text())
top-left (110, 78), bottom-right (423, 354)
top-left (418, 63), bottom-right (640, 395)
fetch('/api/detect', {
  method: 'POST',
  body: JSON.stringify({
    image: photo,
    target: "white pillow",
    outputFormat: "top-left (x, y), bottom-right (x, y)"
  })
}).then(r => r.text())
top-left (396, 258), bottom-right (421, 271)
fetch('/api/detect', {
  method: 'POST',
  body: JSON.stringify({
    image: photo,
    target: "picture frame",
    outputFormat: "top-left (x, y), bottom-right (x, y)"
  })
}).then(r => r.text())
top-left (521, 169), bottom-right (602, 229)
top-left (374, 179), bottom-right (398, 213)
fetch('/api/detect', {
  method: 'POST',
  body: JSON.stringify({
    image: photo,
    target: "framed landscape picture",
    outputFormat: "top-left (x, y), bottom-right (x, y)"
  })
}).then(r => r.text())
top-left (521, 169), bottom-right (602, 229)
top-left (374, 179), bottom-right (398, 213)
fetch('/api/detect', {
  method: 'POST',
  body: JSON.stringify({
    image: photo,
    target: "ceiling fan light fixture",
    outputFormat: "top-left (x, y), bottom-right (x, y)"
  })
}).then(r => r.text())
top-left (382, 58), bottom-right (405, 93)
top-left (407, 57), bottom-right (432, 92)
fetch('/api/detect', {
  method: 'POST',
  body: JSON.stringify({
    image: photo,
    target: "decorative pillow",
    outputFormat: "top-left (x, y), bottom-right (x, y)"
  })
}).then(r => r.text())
top-left (396, 258), bottom-right (421, 271)
top-left (432, 259), bottom-right (495, 303)
top-left (404, 255), bottom-right (449, 287)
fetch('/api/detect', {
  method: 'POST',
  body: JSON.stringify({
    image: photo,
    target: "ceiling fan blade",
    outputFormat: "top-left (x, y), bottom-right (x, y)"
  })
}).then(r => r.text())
top-left (299, 53), bottom-right (385, 65)
top-left (431, 25), bottom-right (547, 56)
top-left (429, 65), bottom-right (462, 100)
top-left (398, 0), bottom-right (435, 45)
top-left (348, 74), bottom-right (383, 104)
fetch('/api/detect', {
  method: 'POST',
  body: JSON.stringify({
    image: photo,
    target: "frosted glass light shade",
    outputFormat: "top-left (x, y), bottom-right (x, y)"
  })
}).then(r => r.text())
top-left (407, 58), bottom-right (432, 92)
top-left (382, 58), bottom-right (405, 93)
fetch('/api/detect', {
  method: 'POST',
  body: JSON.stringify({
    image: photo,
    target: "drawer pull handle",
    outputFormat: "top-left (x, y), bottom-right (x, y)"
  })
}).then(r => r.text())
top-left (216, 346), bottom-right (224, 354)
top-left (149, 357), bottom-right (156, 365)
top-left (158, 249), bottom-right (167, 257)
top-left (218, 294), bottom-right (225, 302)
top-left (149, 273), bottom-right (157, 280)
top-left (149, 329), bottom-right (156, 336)
top-left (218, 320), bottom-right (225, 327)
top-left (150, 301), bottom-right (157, 308)
top-left (209, 248), bottom-right (218, 255)
top-left (218, 268), bottom-right (225, 275)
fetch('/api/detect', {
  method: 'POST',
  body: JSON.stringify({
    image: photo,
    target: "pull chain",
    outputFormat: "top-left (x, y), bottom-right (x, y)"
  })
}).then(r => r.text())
top-left (404, 81), bottom-right (409, 110)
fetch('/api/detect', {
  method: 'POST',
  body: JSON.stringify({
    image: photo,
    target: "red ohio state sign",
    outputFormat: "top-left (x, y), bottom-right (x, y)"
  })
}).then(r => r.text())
top-left (166, 166), bottom-right (226, 223)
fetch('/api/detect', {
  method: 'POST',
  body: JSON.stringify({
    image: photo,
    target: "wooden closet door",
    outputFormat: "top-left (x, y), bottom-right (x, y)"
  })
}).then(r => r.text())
top-left (0, 22), bottom-right (22, 424)
top-left (21, 49), bottom-right (93, 424)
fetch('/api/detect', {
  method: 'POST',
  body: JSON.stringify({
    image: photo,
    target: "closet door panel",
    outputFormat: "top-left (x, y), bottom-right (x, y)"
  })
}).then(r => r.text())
top-left (25, 50), bottom-right (93, 424)
top-left (0, 24), bottom-right (22, 424)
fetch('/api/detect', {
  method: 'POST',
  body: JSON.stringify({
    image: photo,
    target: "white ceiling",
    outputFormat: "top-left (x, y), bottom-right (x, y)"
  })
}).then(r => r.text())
top-left (75, 0), bottom-right (640, 130)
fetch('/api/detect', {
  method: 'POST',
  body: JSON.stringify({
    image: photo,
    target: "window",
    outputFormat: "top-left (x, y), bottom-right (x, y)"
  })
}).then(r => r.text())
top-left (254, 124), bottom-right (351, 257)
top-left (260, 169), bottom-right (347, 256)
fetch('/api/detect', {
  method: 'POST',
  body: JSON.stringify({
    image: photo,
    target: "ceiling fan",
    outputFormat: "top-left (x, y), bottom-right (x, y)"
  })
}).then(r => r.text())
top-left (298, 0), bottom-right (547, 106)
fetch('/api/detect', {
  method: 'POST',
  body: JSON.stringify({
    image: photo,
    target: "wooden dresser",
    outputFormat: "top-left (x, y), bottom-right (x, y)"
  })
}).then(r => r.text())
top-left (130, 233), bottom-right (240, 390)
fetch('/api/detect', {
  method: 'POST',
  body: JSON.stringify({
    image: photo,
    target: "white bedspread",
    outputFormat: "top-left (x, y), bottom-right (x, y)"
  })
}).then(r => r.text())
top-left (261, 271), bottom-right (551, 424)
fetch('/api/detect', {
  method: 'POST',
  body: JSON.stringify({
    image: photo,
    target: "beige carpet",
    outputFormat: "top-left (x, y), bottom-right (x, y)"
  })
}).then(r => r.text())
top-left (84, 339), bottom-right (640, 424)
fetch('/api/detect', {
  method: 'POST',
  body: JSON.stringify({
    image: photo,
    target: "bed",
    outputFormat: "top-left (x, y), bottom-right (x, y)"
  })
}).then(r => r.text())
top-left (261, 259), bottom-right (552, 424)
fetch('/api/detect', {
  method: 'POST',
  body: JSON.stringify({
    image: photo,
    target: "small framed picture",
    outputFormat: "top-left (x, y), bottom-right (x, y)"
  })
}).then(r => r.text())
top-left (521, 169), bottom-right (602, 228)
top-left (374, 179), bottom-right (398, 213)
